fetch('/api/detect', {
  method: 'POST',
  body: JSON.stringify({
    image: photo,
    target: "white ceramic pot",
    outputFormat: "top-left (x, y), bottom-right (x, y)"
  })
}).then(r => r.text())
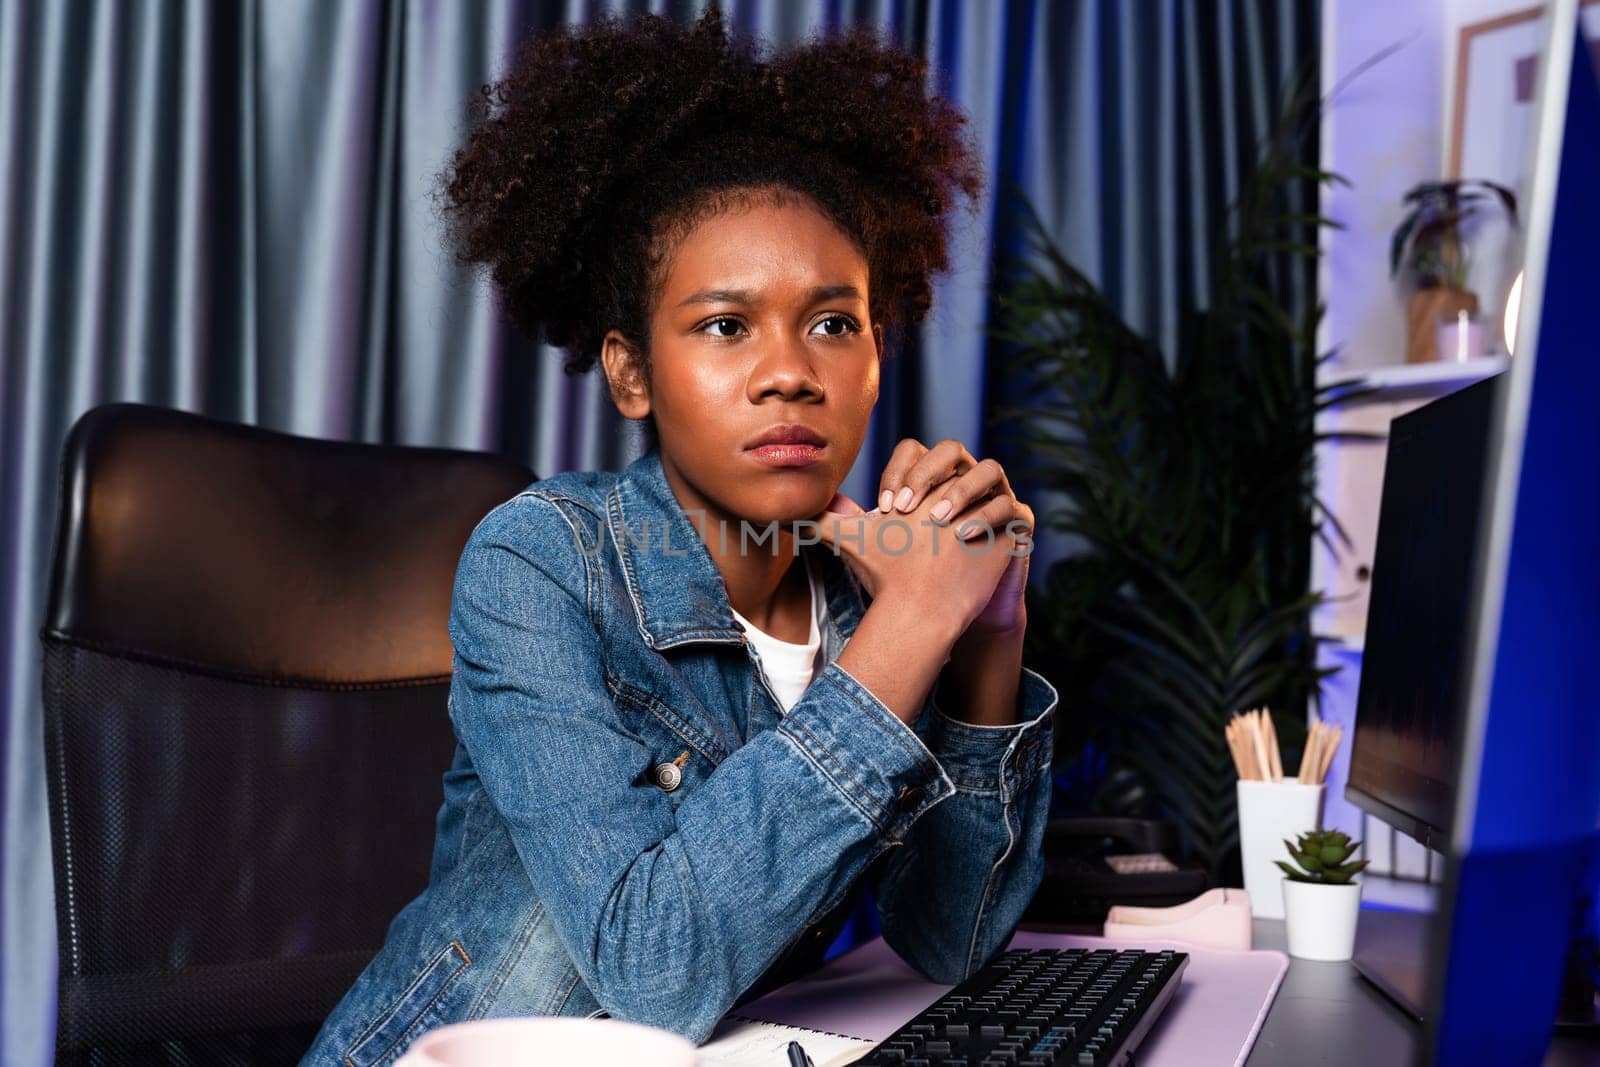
top-left (1282, 877), bottom-right (1362, 961)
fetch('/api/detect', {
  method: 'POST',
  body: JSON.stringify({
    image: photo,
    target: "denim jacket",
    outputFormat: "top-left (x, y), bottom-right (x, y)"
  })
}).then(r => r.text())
top-left (300, 447), bottom-right (1058, 1065)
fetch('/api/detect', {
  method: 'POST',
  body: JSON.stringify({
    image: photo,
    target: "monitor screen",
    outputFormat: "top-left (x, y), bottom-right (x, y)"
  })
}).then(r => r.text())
top-left (1345, 374), bottom-right (1502, 847)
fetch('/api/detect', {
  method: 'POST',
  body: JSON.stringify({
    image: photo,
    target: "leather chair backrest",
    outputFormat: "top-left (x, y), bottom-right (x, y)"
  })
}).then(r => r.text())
top-left (39, 403), bottom-right (535, 1063)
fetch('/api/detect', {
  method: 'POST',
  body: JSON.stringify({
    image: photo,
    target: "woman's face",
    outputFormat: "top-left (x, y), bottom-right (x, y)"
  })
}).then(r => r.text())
top-left (603, 191), bottom-right (881, 528)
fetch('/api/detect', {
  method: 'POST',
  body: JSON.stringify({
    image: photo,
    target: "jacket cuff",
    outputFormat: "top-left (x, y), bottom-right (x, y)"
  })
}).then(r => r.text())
top-left (777, 662), bottom-right (954, 843)
top-left (925, 666), bottom-right (1057, 799)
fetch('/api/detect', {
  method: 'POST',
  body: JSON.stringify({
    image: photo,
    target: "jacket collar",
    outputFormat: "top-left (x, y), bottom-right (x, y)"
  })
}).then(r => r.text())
top-left (607, 448), bottom-right (867, 653)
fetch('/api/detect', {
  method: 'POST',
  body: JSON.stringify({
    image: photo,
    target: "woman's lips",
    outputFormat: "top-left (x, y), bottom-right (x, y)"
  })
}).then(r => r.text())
top-left (747, 443), bottom-right (826, 468)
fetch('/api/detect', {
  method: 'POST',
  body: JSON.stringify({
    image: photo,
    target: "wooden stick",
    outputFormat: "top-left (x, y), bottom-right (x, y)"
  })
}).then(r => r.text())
top-left (1299, 720), bottom-right (1321, 784)
top-left (1226, 720), bottom-right (1245, 779)
top-left (1232, 716), bottom-right (1256, 780)
top-left (1263, 708), bottom-right (1283, 782)
top-left (1249, 710), bottom-right (1272, 786)
top-left (1233, 717), bottom-right (1250, 781)
top-left (1318, 723), bottom-right (1343, 783)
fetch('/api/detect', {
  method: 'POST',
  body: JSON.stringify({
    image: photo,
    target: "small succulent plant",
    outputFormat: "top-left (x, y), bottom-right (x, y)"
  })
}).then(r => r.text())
top-left (1276, 828), bottom-right (1370, 885)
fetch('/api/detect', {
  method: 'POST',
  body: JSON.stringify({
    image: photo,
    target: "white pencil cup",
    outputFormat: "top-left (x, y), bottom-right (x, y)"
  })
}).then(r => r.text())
top-left (1236, 778), bottom-right (1326, 919)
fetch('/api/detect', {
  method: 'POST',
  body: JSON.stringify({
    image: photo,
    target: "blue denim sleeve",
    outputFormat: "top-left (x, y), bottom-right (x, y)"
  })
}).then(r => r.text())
top-left (445, 495), bottom-right (961, 1044)
top-left (869, 667), bottom-right (1057, 982)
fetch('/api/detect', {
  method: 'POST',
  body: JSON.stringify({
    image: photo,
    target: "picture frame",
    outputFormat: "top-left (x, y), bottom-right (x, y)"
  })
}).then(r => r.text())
top-left (1445, 3), bottom-right (1600, 348)
top-left (1449, 2), bottom-right (1600, 191)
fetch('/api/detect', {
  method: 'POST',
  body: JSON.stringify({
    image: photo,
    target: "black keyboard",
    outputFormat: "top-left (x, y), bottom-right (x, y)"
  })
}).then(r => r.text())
top-left (853, 947), bottom-right (1188, 1067)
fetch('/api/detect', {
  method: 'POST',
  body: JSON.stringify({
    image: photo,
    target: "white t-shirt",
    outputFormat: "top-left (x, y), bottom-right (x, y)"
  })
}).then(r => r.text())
top-left (728, 554), bottom-right (824, 714)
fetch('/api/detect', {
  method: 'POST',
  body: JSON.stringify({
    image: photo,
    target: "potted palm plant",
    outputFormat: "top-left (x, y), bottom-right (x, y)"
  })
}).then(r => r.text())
top-left (989, 61), bottom-right (1364, 884)
top-left (1277, 828), bottom-right (1369, 960)
top-left (1389, 179), bottom-right (1518, 363)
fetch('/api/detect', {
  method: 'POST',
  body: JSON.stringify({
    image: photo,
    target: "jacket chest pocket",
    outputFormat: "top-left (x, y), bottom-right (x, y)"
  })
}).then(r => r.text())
top-left (606, 675), bottom-right (726, 805)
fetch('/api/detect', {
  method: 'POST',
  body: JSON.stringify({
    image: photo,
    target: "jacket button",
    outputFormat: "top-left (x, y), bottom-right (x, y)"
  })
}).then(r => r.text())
top-left (653, 762), bottom-right (682, 791)
top-left (897, 784), bottom-right (924, 811)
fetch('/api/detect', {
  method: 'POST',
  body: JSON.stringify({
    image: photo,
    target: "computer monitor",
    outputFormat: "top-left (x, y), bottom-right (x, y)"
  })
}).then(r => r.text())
top-left (1345, 375), bottom-right (1500, 853)
top-left (1341, 3), bottom-right (1600, 1060)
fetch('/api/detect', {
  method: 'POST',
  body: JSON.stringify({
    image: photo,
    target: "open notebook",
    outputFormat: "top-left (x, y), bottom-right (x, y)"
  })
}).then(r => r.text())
top-left (698, 1014), bottom-right (871, 1067)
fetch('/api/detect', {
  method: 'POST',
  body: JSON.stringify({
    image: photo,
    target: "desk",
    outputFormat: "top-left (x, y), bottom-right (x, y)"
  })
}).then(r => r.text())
top-left (1246, 917), bottom-right (1415, 1065)
top-left (750, 914), bottom-right (1599, 1065)
top-left (1246, 917), bottom-right (1600, 1066)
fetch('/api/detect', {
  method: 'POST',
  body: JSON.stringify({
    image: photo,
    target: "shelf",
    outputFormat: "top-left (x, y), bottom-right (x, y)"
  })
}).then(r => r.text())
top-left (1318, 355), bottom-right (1510, 400)
top-left (1318, 634), bottom-right (1365, 654)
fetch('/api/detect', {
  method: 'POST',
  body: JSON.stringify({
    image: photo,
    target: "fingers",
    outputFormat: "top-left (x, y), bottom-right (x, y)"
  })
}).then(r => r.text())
top-left (948, 493), bottom-right (1034, 546)
top-left (881, 438), bottom-right (974, 514)
top-left (1011, 499), bottom-right (1035, 538)
top-left (950, 492), bottom-right (1023, 541)
top-left (876, 439), bottom-right (928, 512)
top-left (924, 457), bottom-right (1008, 524)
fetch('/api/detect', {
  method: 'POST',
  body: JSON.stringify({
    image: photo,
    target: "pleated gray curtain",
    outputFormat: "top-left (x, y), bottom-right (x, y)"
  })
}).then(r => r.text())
top-left (0, 0), bottom-right (1318, 1059)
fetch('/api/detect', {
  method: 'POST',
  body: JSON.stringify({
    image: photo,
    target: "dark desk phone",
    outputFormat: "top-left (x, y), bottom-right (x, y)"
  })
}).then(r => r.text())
top-left (1023, 816), bottom-right (1209, 926)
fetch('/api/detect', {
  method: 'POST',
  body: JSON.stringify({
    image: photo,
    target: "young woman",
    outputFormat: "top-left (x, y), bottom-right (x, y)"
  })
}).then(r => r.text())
top-left (302, 8), bottom-right (1057, 1063)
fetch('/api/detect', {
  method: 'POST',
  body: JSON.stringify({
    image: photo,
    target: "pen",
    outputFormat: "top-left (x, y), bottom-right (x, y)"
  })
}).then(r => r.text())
top-left (786, 1039), bottom-right (815, 1067)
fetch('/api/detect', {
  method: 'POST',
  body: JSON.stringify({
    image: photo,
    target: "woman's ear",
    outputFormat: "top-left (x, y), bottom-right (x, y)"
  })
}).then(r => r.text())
top-left (872, 322), bottom-right (885, 359)
top-left (600, 330), bottom-right (651, 420)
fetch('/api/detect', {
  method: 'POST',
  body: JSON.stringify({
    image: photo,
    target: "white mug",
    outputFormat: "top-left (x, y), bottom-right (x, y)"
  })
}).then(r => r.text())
top-left (393, 1016), bottom-right (699, 1067)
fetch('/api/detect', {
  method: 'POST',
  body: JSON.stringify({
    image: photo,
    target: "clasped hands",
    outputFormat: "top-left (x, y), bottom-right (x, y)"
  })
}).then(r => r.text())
top-left (815, 438), bottom-right (1033, 640)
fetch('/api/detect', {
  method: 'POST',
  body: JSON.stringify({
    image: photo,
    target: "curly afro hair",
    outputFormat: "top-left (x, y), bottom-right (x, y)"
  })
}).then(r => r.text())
top-left (438, 5), bottom-right (984, 376)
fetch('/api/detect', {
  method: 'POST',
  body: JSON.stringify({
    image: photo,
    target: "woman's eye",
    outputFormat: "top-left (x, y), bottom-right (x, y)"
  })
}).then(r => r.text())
top-left (812, 315), bottom-right (859, 337)
top-left (701, 317), bottom-right (744, 338)
top-left (698, 315), bottom-right (858, 338)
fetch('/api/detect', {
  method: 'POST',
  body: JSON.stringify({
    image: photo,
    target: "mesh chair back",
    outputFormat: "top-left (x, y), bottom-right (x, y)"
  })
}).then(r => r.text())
top-left (40, 403), bottom-right (534, 1064)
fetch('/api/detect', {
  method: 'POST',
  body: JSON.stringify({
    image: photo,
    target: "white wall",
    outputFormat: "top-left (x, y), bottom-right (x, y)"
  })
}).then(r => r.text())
top-left (1318, 0), bottom-right (1449, 375)
top-left (1315, 0), bottom-right (1452, 876)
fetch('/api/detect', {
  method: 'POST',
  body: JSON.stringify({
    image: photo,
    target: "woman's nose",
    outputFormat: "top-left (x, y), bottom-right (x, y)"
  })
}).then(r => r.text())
top-left (747, 337), bottom-right (824, 403)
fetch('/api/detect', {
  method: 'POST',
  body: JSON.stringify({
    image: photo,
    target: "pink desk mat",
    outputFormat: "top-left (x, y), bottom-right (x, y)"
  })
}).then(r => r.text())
top-left (736, 931), bottom-right (1289, 1066)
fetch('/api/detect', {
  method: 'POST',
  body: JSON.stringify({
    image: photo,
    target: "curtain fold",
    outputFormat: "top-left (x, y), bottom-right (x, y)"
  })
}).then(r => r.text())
top-left (0, 2), bottom-right (1317, 1060)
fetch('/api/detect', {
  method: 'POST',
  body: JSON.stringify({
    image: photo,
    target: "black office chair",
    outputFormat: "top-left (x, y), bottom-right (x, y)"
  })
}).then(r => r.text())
top-left (38, 402), bottom-right (535, 1065)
